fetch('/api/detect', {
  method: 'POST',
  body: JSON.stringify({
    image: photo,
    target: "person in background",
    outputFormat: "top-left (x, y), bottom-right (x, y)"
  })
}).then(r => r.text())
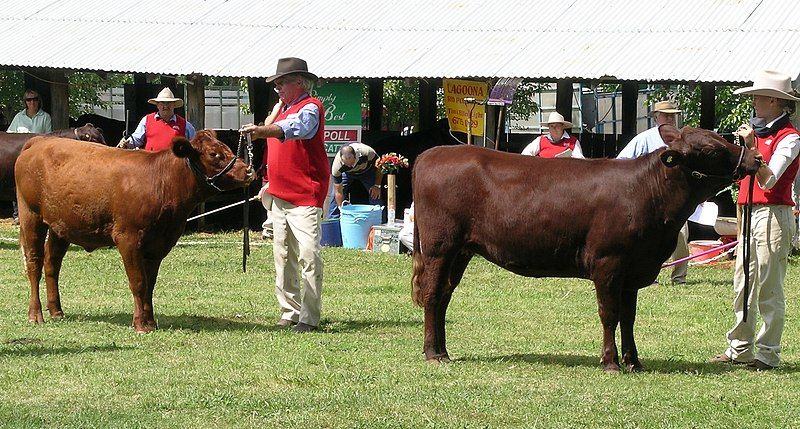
top-left (241, 57), bottom-right (329, 333)
top-left (126, 87), bottom-right (196, 151)
top-left (521, 112), bottom-right (584, 158)
top-left (7, 89), bottom-right (52, 134)
top-left (7, 89), bottom-right (52, 225)
top-left (710, 70), bottom-right (800, 371)
top-left (329, 143), bottom-right (383, 218)
top-left (616, 100), bottom-right (689, 285)
top-left (398, 202), bottom-right (414, 251)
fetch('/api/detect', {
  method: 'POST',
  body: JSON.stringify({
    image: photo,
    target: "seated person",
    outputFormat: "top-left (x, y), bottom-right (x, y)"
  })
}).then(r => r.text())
top-left (521, 112), bottom-right (584, 158)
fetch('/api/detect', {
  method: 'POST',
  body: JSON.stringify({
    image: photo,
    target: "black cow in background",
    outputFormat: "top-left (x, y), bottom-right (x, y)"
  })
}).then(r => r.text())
top-left (359, 118), bottom-right (464, 219)
top-left (70, 113), bottom-right (126, 147)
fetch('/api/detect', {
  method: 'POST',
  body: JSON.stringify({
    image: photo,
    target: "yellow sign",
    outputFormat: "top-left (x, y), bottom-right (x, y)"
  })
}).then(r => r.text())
top-left (443, 79), bottom-right (488, 136)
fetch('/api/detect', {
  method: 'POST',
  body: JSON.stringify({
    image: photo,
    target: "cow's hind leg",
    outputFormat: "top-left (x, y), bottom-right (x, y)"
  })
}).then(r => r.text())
top-left (18, 206), bottom-right (47, 324)
top-left (620, 288), bottom-right (643, 372)
top-left (43, 231), bottom-right (69, 319)
top-left (433, 251), bottom-right (472, 362)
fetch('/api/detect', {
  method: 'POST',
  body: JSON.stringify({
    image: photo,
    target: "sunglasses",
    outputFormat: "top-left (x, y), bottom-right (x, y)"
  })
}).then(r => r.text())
top-left (25, 97), bottom-right (39, 102)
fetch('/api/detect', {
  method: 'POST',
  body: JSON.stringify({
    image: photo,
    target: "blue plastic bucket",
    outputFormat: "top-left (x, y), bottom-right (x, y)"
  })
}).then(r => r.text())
top-left (340, 204), bottom-right (383, 249)
top-left (320, 218), bottom-right (342, 247)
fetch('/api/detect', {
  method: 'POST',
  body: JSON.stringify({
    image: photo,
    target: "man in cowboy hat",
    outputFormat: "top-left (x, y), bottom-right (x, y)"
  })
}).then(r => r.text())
top-left (241, 57), bottom-right (329, 333)
top-left (710, 70), bottom-right (800, 371)
top-left (521, 111), bottom-right (584, 158)
top-left (127, 87), bottom-right (196, 151)
top-left (616, 100), bottom-right (689, 285)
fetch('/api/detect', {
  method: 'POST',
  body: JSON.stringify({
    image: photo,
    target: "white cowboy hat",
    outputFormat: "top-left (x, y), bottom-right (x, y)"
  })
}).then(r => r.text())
top-left (650, 100), bottom-right (682, 116)
top-left (733, 70), bottom-right (800, 101)
top-left (148, 87), bottom-right (184, 108)
top-left (542, 112), bottom-right (573, 128)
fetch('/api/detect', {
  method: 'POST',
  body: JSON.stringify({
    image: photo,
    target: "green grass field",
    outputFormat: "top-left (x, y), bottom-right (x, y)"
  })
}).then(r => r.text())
top-left (1, 220), bottom-right (799, 428)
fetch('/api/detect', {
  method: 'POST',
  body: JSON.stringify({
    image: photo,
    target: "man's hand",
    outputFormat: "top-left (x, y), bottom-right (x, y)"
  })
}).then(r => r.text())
top-left (735, 124), bottom-right (755, 148)
top-left (369, 184), bottom-right (381, 200)
top-left (116, 137), bottom-right (130, 149)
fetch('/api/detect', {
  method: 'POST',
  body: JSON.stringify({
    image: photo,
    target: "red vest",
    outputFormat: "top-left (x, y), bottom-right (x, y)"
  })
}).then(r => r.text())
top-left (144, 112), bottom-right (187, 152)
top-left (265, 96), bottom-right (330, 208)
top-left (737, 121), bottom-right (799, 206)
top-left (538, 134), bottom-right (578, 158)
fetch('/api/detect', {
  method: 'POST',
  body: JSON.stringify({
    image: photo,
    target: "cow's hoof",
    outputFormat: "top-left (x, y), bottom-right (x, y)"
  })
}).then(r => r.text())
top-left (425, 354), bottom-right (451, 364)
top-left (134, 322), bottom-right (157, 334)
top-left (28, 312), bottom-right (45, 324)
top-left (50, 311), bottom-right (64, 320)
top-left (602, 363), bottom-right (621, 373)
top-left (625, 362), bottom-right (644, 373)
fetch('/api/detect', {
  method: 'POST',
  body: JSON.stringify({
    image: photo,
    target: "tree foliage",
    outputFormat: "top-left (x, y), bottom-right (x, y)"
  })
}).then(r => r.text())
top-left (646, 85), bottom-right (752, 133)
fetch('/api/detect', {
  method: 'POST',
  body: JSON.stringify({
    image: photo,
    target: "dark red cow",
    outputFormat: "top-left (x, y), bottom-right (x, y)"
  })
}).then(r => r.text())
top-left (411, 126), bottom-right (761, 372)
top-left (0, 125), bottom-right (105, 201)
top-left (15, 130), bottom-right (254, 333)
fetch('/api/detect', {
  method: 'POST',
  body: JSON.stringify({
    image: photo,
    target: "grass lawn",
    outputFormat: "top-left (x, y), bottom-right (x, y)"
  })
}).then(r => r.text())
top-left (1, 220), bottom-right (799, 428)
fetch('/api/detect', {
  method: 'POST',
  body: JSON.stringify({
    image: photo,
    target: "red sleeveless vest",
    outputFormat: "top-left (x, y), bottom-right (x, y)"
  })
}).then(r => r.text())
top-left (737, 121), bottom-right (799, 206)
top-left (538, 134), bottom-right (578, 158)
top-left (265, 96), bottom-right (330, 208)
top-left (144, 112), bottom-right (187, 152)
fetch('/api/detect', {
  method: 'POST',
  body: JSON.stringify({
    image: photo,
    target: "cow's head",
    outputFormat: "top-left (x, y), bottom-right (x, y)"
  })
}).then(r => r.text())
top-left (173, 129), bottom-right (255, 191)
top-left (75, 123), bottom-right (106, 145)
top-left (658, 125), bottom-right (761, 182)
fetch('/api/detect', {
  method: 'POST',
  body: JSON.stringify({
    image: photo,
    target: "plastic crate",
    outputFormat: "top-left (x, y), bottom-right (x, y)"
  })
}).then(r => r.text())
top-left (371, 224), bottom-right (402, 255)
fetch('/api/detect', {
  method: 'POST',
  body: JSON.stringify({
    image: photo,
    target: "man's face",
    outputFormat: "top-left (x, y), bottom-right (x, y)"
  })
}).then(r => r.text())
top-left (547, 123), bottom-right (565, 140)
top-left (342, 154), bottom-right (357, 168)
top-left (273, 75), bottom-right (305, 104)
top-left (157, 101), bottom-right (176, 119)
top-left (655, 112), bottom-right (677, 126)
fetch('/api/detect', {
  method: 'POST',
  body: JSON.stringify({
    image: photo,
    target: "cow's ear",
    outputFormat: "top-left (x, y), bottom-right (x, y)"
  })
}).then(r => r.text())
top-left (660, 150), bottom-right (683, 167)
top-left (658, 124), bottom-right (681, 146)
top-left (172, 136), bottom-right (194, 158)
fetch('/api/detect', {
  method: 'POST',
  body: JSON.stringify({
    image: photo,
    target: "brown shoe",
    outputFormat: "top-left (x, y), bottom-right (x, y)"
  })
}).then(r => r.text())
top-left (746, 359), bottom-right (776, 371)
top-left (292, 322), bottom-right (318, 333)
top-left (709, 353), bottom-right (752, 365)
top-left (276, 319), bottom-right (297, 329)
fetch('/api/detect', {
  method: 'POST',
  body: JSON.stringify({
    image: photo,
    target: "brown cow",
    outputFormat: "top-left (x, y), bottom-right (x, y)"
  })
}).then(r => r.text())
top-left (411, 126), bottom-right (761, 372)
top-left (15, 130), bottom-right (254, 333)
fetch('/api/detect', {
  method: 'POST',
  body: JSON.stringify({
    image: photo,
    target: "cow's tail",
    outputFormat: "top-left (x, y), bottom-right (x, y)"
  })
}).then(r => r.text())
top-left (411, 219), bottom-right (424, 307)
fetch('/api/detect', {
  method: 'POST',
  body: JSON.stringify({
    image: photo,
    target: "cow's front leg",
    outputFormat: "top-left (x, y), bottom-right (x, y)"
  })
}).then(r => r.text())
top-left (142, 257), bottom-right (163, 331)
top-left (20, 212), bottom-right (47, 324)
top-left (620, 288), bottom-right (643, 372)
top-left (594, 282), bottom-right (621, 372)
top-left (117, 238), bottom-right (154, 333)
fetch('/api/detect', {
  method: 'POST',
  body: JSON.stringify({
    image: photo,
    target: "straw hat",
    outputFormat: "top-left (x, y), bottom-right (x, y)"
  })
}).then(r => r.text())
top-left (733, 70), bottom-right (800, 101)
top-left (650, 100), bottom-right (682, 116)
top-left (542, 112), bottom-right (573, 128)
top-left (265, 57), bottom-right (318, 83)
top-left (148, 87), bottom-right (184, 108)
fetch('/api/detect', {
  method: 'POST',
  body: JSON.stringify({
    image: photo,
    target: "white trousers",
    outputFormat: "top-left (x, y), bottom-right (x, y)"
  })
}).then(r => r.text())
top-left (271, 197), bottom-right (324, 326)
top-left (726, 205), bottom-right (795, 367)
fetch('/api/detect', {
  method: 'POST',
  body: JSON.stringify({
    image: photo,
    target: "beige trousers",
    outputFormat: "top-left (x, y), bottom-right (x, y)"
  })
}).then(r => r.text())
top-left (271, 197), bottom-right (324, 327)
top-left (726, 205), bottom-right (795, 367)
top-left (670, 222), bottom-right (689, 283)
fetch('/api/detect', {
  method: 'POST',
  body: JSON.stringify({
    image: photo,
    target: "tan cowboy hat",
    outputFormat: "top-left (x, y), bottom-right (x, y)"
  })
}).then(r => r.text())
top-left (542, 112), bottom-right (573, 128)
top-left (733, 70), bottom-right (800, 101)
top-left (265, 57), bottom-right (318, 83)
top-left (148, 87), bottom-right (184, 108)
top-left (650, 100), bottom-right (682, 116)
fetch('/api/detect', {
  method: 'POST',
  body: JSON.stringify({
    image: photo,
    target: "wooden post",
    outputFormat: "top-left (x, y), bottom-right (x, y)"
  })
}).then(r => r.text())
top-left (185, 74), bottom-right (205, 130)
top-left (556, 79), bottom-right (574, 119)
top-left (700, 83), bottom-right (716, 130)
top-left (368, 79), bottom-right (383, 131)
top-left (387, 173), bottom-right (396, 224)
top-left (48, 69), bottom-right (69, 130)
top-left (621, 81), bottom-right (639, 144)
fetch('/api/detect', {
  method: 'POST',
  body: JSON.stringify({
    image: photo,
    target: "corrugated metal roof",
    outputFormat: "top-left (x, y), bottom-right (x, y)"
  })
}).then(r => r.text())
top-left (0, 0), bottom-right (798, 83)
